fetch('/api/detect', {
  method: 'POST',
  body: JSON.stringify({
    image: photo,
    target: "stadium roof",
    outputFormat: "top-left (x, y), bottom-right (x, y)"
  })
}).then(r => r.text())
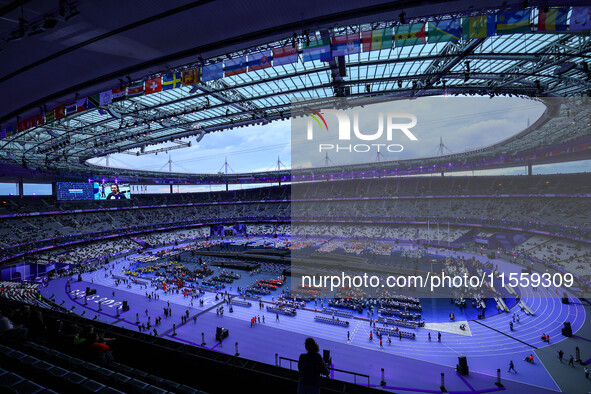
top-left (0, 0), bottom-right (590, 184)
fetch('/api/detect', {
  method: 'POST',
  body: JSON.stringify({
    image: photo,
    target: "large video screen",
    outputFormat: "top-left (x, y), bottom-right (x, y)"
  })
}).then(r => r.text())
top-left (56, 182), bottom-right (131, 201)
top-left (56, 182), bottom-right (94, 201)
top-left (94, 182), bottom-right (131, 200)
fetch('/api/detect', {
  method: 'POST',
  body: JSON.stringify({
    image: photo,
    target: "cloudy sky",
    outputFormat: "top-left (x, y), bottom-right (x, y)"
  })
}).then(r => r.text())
top-left (292, 96), bottom-right (545, 168)
top-left (2, 96), bottom-right (590, 195)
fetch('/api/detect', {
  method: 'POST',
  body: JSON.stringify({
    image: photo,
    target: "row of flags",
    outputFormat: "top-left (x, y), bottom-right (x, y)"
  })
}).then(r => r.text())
top-left (3, 6), bottom-right (590, 139)
top-left (517, 143), bottom-right (590, 162)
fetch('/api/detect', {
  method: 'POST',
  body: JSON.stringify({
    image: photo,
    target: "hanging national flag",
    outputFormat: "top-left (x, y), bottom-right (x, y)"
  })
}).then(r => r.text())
top-left (144, 78), bottom-right (162, 95)
top-left (361, 28), bottom-right (393, 52)
top-left (0, 126), bottom-right (14, 139)
top-left (303, 37), bottom-right (331, 62)
top-left (538, 7), bottom-right (569, 31)
top-left (55, 105), bottom-right (66, 119)
top-left (45, 108), bottom-right (55, 122)
top-left (428, 19), bottom-right (461, 43)
top-left (332, 33), bottom-right (361, 57)
top-left (272, 46), bottom-right (298, 66)
top-left (394, 23), bottom-right (427, 47)
top-left (248, 51), bottom-right (272, 71)
top-left (76, 98), bottom-right (87, 113)
top-left (87, 94), bottom-right (100, 109)
top-left (17, 114), bottom-right (43, 131)
top-left (202, 63), bottom-right (223, 82)
top-left (182, 69), bottom-right (200, 86)
top-left (65, 102), bottom-right (77, 116)
top-left (100, 90), bottom-right (113, 106)
top-left (496, 10), bottom-right (531, 35)
top-left (112, 86), bottom-right (126, 102)
top-left (570, 6), bottom-right (591, 31)
top-left (224, 57), bottom-right (247, 76)
top-left (462, 15), bottom-right (496, 39)
top-left (127, 81), bottom-right (144, 98)
top-left (162, 73), bottom-right (182, 90)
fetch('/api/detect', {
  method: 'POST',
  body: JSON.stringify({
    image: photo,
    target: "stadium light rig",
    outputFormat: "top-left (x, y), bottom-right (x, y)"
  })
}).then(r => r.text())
top-left (42, 15), bottom-right (58, 29)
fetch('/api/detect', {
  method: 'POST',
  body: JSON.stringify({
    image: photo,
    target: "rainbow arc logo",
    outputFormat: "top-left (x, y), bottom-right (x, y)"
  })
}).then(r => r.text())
top-left (305, 108), bottom-right (328, 131)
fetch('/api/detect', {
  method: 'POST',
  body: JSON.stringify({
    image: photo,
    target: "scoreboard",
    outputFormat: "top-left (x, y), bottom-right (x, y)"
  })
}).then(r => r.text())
top-left (56, 182), bottom-right (131, 201)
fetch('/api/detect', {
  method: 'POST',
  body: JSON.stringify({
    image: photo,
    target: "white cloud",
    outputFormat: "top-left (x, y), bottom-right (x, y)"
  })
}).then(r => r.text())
top-left (91, 96), bottom-right (552, 175)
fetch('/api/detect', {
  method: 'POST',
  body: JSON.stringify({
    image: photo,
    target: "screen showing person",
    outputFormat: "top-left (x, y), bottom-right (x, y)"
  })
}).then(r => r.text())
top-left (94, 182), bottom-right (131, 200)
top-left (105, 184), bottom-right (128, 199)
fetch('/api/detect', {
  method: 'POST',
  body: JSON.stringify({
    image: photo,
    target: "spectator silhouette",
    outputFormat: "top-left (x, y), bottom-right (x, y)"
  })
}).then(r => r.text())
top-left (298, 337), bottom-right (329, 394)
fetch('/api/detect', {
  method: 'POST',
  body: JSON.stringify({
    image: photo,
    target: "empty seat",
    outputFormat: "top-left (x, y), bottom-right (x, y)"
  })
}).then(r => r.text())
top-left (32, 361), bottom-right (55, 375)
top-left (65, 372), bottom-right (87, 386)
top-left (97, 368), bottom-right (114, 380)
top-left (44, 350), bottom-right (60, 359)
top-left (145, 374), bottom-right (165, 387)
top-left (110, 373), bottom-right (131, 386)
top-left (48, 367), bottom-right (69, 379)
top-left (56, 353), bottom-right (75, 365)
top-left (162, 379), bottom-right (182, 391)
top-left (7, 350), bottom-right (27, 362)
top-left (12, 379), bottom-right (45, 394)
top-left (131, 369), bottom-right (149, 380)
top-left (21, 355), bottom-right (41, 367)
top-left (179, 384), bottom-right (201, 393)
top-left (109, 362), bottom-right (134, 375)
top-left (0, 372), bottom-right (25, 389)
top-left (98, 387), bottom-right (126, 394)
top-left (83, 363), bottom-right (101, 373)
top-left (129, 379), bottom-right (150, 392)
top-left (81, 379), bottom-right (106, 393)
top-left (145, 385), bottom-right (168, 394)
top-left (68, 357), bottom-right (86, 369)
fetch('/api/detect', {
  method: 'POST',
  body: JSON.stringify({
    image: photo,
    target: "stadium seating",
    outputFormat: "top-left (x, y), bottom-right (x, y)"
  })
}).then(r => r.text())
top-left (1, 174), bottom-right (590, 285)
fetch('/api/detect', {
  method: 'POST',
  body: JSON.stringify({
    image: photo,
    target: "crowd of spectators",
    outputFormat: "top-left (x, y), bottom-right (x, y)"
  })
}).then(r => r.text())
top-left (33, 238), bottom-right (139, 266)
top-left (513, 235), bottom-right (591, 281)
top-left (0, 174), bottom-right (589, 280)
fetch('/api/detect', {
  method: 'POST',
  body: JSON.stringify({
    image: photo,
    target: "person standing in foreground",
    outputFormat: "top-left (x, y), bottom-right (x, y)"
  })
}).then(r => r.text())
top-left (298, 337), bottom-right (330, 394)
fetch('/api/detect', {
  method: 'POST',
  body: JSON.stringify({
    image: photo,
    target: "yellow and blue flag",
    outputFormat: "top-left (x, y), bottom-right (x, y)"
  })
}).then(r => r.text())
top-left (462, 15), bottom-right (495, 39)
top-left (162, 73), bottom-right (182, 90)
top-left (496, 10), bottom-right (531, 35)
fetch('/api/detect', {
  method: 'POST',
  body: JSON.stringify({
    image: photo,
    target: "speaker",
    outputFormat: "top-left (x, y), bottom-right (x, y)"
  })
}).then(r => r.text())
top-left (457, 356), bottom-right (469, 375)
top-left (122, 301), bottom-right (129, 311)
top-left (323, 349), bottom-right (332, 366)
top-left (338, 56), bottom-right (347, 77)
top-left (562, 292), bottom-right (569, 304)
top-left (216, 327), bottom-right (229, 341)
top-left (562, 322), bottom-right (572, 337)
